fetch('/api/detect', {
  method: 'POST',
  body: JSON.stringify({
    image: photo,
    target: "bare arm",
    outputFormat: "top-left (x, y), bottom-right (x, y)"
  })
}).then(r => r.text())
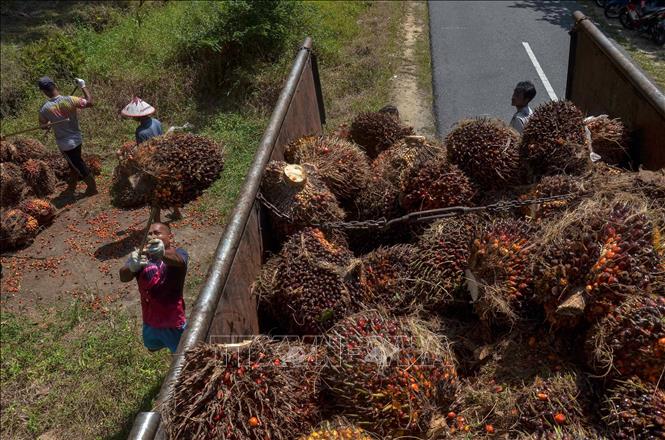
top-left (80, 86), bottom-right (94, 108)
top-left (119, 265), bottom-right (136, 282)
top-left (39, 113), bottom-right (50, 129)
top-left (162, 247), bottom-right (185, 269)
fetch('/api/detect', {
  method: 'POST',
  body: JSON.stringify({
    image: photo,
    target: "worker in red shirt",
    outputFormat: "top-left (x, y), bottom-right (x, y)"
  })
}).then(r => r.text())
top-left (119, 223), bottom-right (189, 353)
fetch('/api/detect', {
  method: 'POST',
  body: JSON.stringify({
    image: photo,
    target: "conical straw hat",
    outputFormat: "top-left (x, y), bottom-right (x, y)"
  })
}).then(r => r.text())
top-left (121, 96), bottom-right (155, 118)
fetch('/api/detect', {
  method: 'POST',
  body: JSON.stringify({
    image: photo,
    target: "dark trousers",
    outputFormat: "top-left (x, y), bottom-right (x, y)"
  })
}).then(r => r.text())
top-left (61, 144), bottom-right (90, 178)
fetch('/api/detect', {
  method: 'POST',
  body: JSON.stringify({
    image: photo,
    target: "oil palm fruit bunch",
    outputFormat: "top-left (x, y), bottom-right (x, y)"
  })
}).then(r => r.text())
top-left (134, 133), bottom-right (224, 208)
top-left (400, 157), bottom-right (476, 212)
top-left (468, 218), bottom-right (534, 326)
top-left (323, 310), bottom-right (458, 437)
top-left (519, 174), bottom-right (584, 220)
top-left (0, 162), bottom-right (27, 207)
top-left (521, 100), bottom-right (588, 176)
top-left (21, 159), bottom-right (56, 197)
top-left (0, 208), bottom-right (39, 249)
top-left (349, 110), bottom-right (414, 159)
top-left (410, 216), bottom-right (479, 311)
top-left (514, 373), bottom-right (592, 438)
top-left (261, 161), bottom-right (344, 239)
top-left (164, 337), bottom-right (321, 440)
top-left (585, 115), bottom-right (630, 165)
top-left (284, 135), bottom-right (370, 203)
top-left (535, 198), bottom-right (660, 329)
top-left (11, 137), bottom-right (49, 162)
top-left (602, 378), bottom-right (665, 439)
top-left (445, 118), bottom-right (522, 190)
top-left (18, 198), bottom-right (56, 226)
top-left (84, 153), bottom-right (102, 176)
top-left (45, 152), bottom-right (71, 181)
top-left (298, 420), bottom-right (374, 440)
top-left (358, 244), bottom-right (419, 311)
top-left (0, 140), bottom-right (18, 162)
top-left (253, 228), bottom-right (360, 335)
top-left (356, 136), bottom-right (443, 221)
top-left (586, 294), bottom-right (665, 386)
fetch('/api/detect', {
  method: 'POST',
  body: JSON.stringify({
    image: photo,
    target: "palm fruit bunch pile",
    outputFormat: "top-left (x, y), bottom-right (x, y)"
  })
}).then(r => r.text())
top-left (261, 161), bottom-right (344, 239)
top-left (585, 115), bottom-right (630, 165)
top-left (349, 110), bottom-right (414, 159)
top-left (445, 118), bottom-right (522, 190)
top-left (253, 228), bottom-right (360, 335)
top-left (467, 218), bottom-right (534, 326)
top-left (298, 420), bottom-right (374, 440)
top-left (521, 100), bottom-right (588, 176)
top-left (358, 244), bottom-right (418, 311)
top-left (0, 162), bottom-right (27, 207)
top-left (323, 310), bottom-right (458, 437)
top-left (21, 158), bottom-right (56, 197)
top-left (284, 135), bottom-right (370, 204)
top-left (0, 208), bottom-right (39, 249)
top-left (356, 136), bottom-right (443, 221)
top-left (44, 152), bottom-right (102, 182)
top-left (586, 294), bottom-right (665, 386)
top-left (400, 157), bottom-right (476, 212)
top-left (0, 139), bottom-right (18, 162)
top-left (131, 133), bottom-right (224, 208)
top-left (18, 198), bottom-right (56, 226)
top-left (164, 337), bottom-right (321, 440)
top-left (602, 378), bottom-right (665, 439)
top-left (535, 197), bottom-right (660, 329)
top-left (11, 137), bottom-right (49, 162)
top-left (519, 174), bottom-right (585, 220)
top-left (409, 216), bottom-right (478, 311)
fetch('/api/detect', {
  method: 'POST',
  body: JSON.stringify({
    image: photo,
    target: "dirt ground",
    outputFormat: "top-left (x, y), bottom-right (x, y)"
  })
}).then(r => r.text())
top-left (391, 1), bottom-right (436, 137)
top-left (0, 173), bottom-right (223, 318)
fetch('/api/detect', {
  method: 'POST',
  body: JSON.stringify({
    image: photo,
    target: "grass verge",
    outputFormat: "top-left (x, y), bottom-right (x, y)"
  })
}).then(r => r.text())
top-left (0, 302), bottom-right (170, 439)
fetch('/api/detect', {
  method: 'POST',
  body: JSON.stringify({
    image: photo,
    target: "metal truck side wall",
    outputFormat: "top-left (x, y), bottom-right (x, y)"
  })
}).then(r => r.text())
top-left (567, 11), bottom-right (665, 171)
top-left (207, 52), bottom-right (325, 342)
top-left (127, 38), bottom-right (324, 440)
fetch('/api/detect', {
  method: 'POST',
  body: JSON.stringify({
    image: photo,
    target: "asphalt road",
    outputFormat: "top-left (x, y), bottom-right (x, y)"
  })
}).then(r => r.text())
top-left (429, 0), bottom-right (581, 135)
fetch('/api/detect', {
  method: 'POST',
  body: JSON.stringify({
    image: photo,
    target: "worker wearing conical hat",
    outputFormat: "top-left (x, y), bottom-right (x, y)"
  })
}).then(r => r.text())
top-left (122, 97), bottom-right (181, 221)
top-left (121, 97), bottom-right (163, 144)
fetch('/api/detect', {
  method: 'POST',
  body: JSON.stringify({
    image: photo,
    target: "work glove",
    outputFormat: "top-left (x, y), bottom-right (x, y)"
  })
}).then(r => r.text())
top-left (75, 78), bottom-right (86, 89)
top-left (144, 238), bottom-right (165, 261)
top-left (127, 250), bottom-right (148, 273)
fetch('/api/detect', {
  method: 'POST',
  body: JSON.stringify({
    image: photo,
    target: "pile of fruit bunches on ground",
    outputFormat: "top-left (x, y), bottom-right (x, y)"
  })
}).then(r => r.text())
top-left (0, 137), bottom-right (101, 249)
top-left (165, 102), bottom-right (664, 439)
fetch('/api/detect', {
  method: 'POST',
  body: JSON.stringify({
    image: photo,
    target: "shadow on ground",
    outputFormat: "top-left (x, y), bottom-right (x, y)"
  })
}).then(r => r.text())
top-left (508, 0), bottom-right (579, 31)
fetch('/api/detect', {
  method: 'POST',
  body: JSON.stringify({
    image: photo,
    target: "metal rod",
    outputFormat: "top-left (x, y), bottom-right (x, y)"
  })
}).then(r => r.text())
top-left (126, 37), bottom-right (316, 440)
top-left (1, 118), bottom-right (71, 139)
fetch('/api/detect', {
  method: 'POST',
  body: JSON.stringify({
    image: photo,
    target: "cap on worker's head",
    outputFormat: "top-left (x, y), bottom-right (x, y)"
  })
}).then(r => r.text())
top-left (121, 96), bottom-right (155, 118)
top-left (37, 76), bottom-right (56, 91)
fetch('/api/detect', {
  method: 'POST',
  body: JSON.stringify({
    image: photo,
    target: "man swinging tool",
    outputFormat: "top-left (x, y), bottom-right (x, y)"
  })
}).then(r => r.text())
top-left (121, 96), bottom-right (181, 221)
top-left (38, 76), bottom-right (97, 197)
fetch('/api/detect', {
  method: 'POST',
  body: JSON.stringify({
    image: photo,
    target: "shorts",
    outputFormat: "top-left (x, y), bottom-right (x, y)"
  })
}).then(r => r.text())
top-left (61, 144), bottom-right (90, 178)
top-left (142, 322), bottom-right (186, 353)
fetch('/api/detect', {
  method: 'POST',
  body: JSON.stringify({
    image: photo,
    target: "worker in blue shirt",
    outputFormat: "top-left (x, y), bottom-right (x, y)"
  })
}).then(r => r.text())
top-left (121, 96), bottom-right (163, 144)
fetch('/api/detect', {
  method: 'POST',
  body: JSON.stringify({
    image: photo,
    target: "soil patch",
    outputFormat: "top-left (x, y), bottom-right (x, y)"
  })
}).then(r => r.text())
top-left (391, 1), bottom-right (435, 136)
top-left (1, 173), bottom-right (222, 318)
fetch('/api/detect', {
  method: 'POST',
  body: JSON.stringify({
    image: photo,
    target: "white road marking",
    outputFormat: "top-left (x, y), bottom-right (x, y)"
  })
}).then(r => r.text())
top-left (522, 42), bottom-right (558, 101)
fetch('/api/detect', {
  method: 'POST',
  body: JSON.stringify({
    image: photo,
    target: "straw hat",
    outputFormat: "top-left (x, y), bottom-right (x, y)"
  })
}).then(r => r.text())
top-left (121, 96), bottom-right (155, 118)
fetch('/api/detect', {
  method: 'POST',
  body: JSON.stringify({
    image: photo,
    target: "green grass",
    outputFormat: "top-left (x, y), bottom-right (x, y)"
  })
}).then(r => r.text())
top-left (0, 302), bottom-right (170, 439)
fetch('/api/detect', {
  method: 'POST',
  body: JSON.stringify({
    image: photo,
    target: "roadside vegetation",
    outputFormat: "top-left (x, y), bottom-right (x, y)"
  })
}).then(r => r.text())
top-left (0, 1), bottom-right (407, 438)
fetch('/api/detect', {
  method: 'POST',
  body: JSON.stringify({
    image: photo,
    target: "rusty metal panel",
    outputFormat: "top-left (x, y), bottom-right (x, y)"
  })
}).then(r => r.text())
top-left (567, 12), bottom-right (665, 170)
top-left (207, 56), bottom-right (324, 341)
top-left (206, 202), bottom-right (262, 343)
